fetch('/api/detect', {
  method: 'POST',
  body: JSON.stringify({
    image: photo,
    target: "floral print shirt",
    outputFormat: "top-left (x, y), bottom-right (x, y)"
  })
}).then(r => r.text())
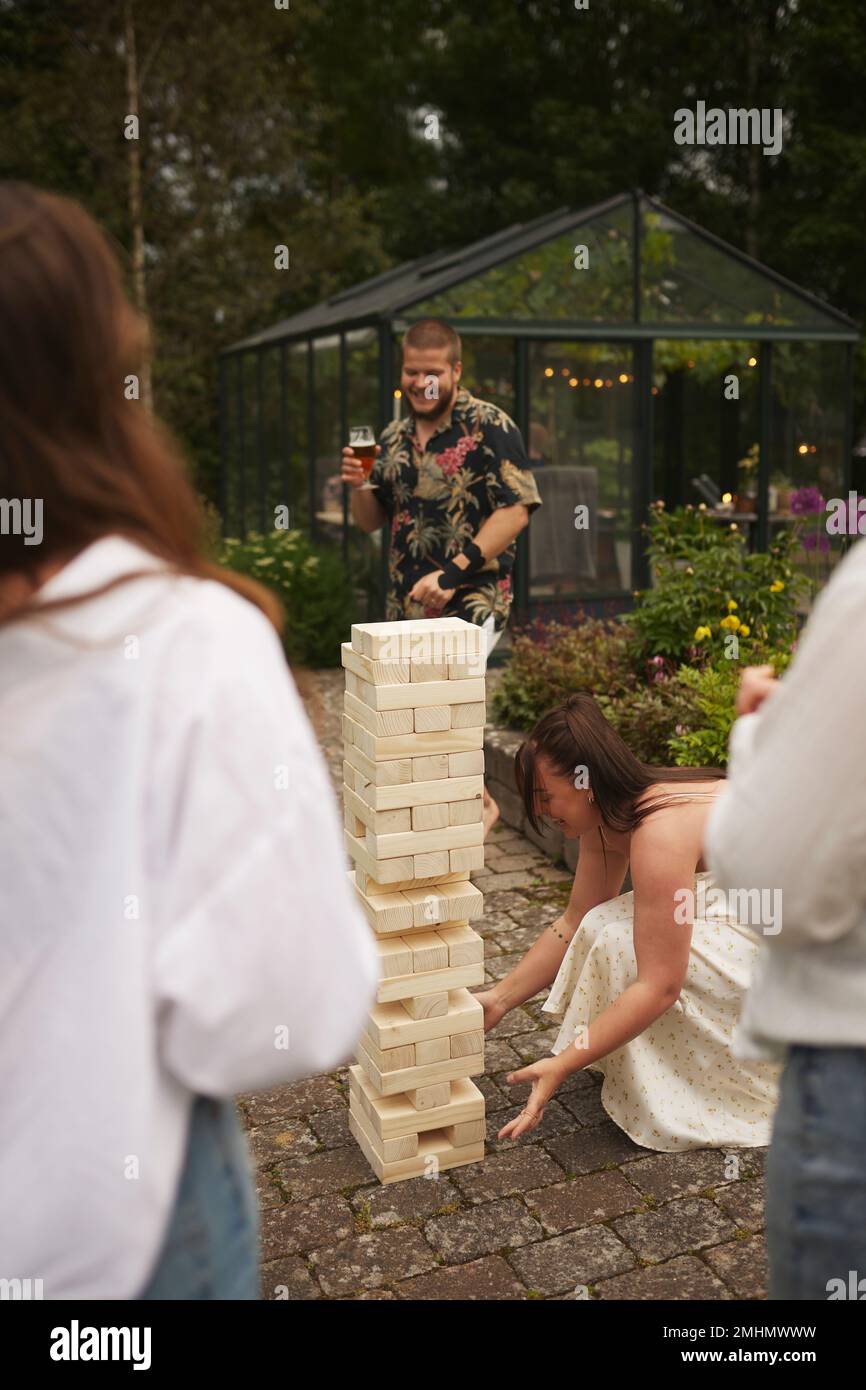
top-left (370, 388), bottom-right (542, 633)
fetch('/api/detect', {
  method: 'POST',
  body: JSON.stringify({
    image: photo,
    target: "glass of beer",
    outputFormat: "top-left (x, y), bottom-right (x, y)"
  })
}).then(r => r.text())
top-left (349, 425), bottom-right (376, 490)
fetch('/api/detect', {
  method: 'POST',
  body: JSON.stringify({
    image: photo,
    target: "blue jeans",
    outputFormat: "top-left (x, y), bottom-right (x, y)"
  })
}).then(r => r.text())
top-left (766, 1045), bottom-right (866, 1300)
top-left (138, 1096), bottom-right (259, 1300)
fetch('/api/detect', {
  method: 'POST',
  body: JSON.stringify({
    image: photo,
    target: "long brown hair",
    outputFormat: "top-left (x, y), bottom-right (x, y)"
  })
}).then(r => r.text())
top-left (515, 692), bottom-right (725, 838)
top-left (0, 182), bottom-right (280, 629)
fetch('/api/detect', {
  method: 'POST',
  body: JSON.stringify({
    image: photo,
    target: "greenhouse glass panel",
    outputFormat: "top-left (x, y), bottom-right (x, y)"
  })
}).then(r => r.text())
top-left (406, 202), bottom-right (634, 323)
top-left (345, 327), bottom-right (383, 621)
top-left (458, 336), bottom-right (515, 418)
top-left (283, 341), bottom-right (310, 532)
top-left (768, 341), bottom-right (849, 590)
top-left (313, 336), bottom-right (342, 533)
top-left (641, 203), bottom-right (843, 330)
top-left (652, 339), bottom-right (760, 521)
top-left (527, 341), bottom-right (634, 602)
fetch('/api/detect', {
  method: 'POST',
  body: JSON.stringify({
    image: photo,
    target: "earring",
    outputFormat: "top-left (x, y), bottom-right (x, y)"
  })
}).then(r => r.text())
top-left (588, 792), bottom-right (594, 805)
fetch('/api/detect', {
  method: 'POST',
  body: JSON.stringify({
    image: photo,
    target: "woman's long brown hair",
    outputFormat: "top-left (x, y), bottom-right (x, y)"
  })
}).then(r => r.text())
top-left (0, 182), bottom-right (280, 629)
top-left (515, 692), bottom-right (725, 840)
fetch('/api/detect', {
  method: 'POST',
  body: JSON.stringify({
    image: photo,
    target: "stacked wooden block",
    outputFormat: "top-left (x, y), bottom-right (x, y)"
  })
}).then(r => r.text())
top-left (342, 617), bottom-right (488, 1183)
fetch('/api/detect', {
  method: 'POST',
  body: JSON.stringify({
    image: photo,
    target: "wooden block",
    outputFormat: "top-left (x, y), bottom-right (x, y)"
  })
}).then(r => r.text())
top-left (378, 962), bottom-right (484, 1005)
top-left (344, 690), bottom-right (414, 738)
top-left (343, 804), bottom-right (366, 838)
top-left (438, 924), bottom-right (484, 967)
top-left (356, 1036), bottom-right (481, 1097)
top-left (449, 797), bottom-right (483, 825)
top-left (364, 988), bottom-right (483, 1050)
top-left (355, 867), bottom-right (471, 896)
top-left (352, 618), bottom-right (481, 662)
top-left (412, 754), bottom-right (448, 781)
top-left (343, 760), bottom-right (356, 792)
top-left (448, 751), bottom-right (485, 777)
top-left (381, 1128), bottom-right (420, 1162)
top-left (345, 828), bottom-right (414, 885)
top-left (341, 712), bottom-right (353, 746)
top-left (443, 1118), bottom-right (485, 1147)
top-left (351, 874), bottom-right (415, 934)
top-left (448, 653), bottom-right (487, 679)
top-left (407, 1082), bottom-right (451, 1110)
top-left (363, 773), bottom-right (483, 814)
top-left (349, 717), bottom-right (484, 763)
top-left (344, 782), bottom-right (412, 836)
top-left (451, 1028), bottom-right (484, 1059)
top-left (366, 821), bottom-right (483, 861)
top-left (414, 704), bottom-right (450, 733)
top-left (403, 991), bottom-right (449, 1020)
top-left (350, 1065), bottom-right (484, 1140)
top-left (345, 740), bottom-right (412, 788)
top-left (450, 701), bottom-right (485, 729)
top-left (348, 1101), bottom-right (484, 1183)
top-left (415, 1037), bottom-right (450, 1064)
top-left (413, 850), bottom-right (450, 878)
top-left (450, 845), bottom-right (485, 872)
top-left (341, 641), bottom-right (410, 686)
top-left (345, 664), bottom-right (484, 711)
top-left (356, 1033), bottom-right (416, 1074)
top-left (402, 881), bottom-right (484, 927)
top-left (412, 802), bottom-right (449, 831)
top-left (407, 931), bottom-right (449, 974)
top-left (411, 660), bottom-right (448, 682)
top-left (376, 936), bottom-right (414, 979)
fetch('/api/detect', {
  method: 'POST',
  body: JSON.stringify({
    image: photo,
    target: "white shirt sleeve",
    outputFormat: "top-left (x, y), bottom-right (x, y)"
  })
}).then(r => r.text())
top-left (151, 593), bottom-right (379, 1097)
top-left (705, 553), bottom-right (866, 951)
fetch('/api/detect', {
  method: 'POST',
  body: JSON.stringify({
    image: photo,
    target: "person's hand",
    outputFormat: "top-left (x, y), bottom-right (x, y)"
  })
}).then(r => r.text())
top-left (341, 444), bottom-right (380, 489)
top-left (472, 988), bottom-right (508, 1034)
top-left (498, 1055), bottom-right (569, 1141)
top-left (409, 570), bottom-right (454, 610)
top-left (736, 664), bottom-right (778, 717)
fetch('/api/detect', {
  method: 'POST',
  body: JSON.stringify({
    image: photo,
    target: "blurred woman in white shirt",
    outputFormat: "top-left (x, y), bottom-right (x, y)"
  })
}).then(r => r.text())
top-left (0, 182), bottom-right (379, 1300)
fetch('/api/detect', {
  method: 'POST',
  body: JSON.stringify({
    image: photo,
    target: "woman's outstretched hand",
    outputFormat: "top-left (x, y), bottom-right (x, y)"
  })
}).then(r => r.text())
top-left (472, 988), bottom-right (508, 1033)
top-left (498, 1055), bottom-right (568, 1141)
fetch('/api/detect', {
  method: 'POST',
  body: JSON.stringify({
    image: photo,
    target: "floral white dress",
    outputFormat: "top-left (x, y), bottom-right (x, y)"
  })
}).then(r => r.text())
top-left (542, 855), bottom-right (781, 1152)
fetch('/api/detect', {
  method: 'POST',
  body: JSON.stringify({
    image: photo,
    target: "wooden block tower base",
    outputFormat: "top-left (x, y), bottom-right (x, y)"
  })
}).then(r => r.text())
top-left (342, 618), bottom-right (487, 1183)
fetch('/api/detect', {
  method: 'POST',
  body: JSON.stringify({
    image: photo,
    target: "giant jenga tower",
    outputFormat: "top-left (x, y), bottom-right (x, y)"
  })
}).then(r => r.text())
top-left (342, 617), bottom-right (487, 1183)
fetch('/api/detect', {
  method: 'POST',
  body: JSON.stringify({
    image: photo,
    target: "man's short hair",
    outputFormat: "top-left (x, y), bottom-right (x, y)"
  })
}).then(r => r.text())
top-left (403, 318), bottom-right (462, 366)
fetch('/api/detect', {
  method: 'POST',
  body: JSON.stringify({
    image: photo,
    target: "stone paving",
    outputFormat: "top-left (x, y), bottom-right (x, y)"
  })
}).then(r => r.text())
top-left (239, 668), bottom-right (769, 1301)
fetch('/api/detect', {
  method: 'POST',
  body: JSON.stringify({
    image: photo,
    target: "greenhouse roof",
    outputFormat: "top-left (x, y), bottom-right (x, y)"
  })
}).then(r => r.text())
top-left (225, 192), bottom-right (858, 354)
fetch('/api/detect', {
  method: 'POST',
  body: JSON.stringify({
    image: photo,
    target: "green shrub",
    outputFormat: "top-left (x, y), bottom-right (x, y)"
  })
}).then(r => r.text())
top-left (492, 615), bottom-right (639, 731)
top-left (218, 529), bottom-right (356, 667)
top-left (624, 502), bottom-right (808, 666)
top-left (667, 648), bottom-right (792, 767)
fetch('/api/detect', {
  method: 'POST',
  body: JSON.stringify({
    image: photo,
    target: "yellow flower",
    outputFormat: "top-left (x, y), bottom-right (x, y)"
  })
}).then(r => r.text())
top-left (694, 625), bottom-right (712, 641)
top-left (720, 614), bottom-right (740, 631)
top-left (727, 599), bottom-right (738, 612)
top-left (770, 580), bottom-right (784, 593)
top-left (738, 623), bottom-right (750, 637)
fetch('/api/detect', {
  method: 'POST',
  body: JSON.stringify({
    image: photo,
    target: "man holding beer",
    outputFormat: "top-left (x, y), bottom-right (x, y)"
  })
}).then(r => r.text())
top-left (341, 317), bottom-right (541, 834)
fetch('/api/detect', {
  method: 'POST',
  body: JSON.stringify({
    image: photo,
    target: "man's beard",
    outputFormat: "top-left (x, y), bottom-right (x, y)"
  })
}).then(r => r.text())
top-left (409, 380), bottom-right (457, 424)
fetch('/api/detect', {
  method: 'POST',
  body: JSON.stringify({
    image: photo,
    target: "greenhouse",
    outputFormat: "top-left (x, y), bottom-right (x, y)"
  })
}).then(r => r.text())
top-left (219, 191), bottom-right (858, 621)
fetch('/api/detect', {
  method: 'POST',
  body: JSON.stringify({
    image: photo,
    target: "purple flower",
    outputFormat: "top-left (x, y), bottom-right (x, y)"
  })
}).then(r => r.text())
top-left (790, 486), bottom-right (825, 516)
top-left (651, 655), bottom-right (664, 666)
top-left (801, 532), bottom-right (830, 553)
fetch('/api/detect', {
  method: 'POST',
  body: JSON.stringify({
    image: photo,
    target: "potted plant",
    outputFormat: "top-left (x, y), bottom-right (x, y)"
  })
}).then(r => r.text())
top-left (770, 470), bottom-right (792, 513)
